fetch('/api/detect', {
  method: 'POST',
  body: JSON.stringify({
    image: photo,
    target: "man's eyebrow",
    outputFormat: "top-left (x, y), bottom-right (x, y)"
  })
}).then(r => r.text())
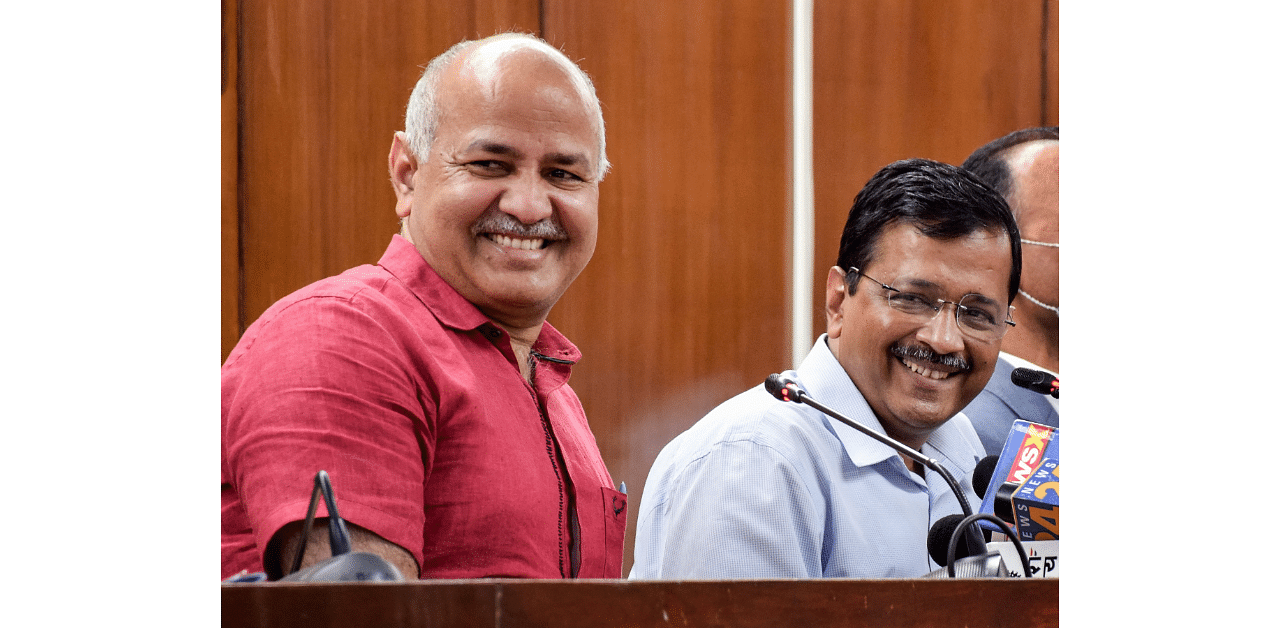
top-left (545, 152), bottom-right (588, 167)
top-left (463, 141), bottom-right (589, 170)
top-left (896, 277), bottom-right (999, 304)
top-left (465, 140), bottom-right (522, 158)
top-left (895, 277), bottom-right (943, 292)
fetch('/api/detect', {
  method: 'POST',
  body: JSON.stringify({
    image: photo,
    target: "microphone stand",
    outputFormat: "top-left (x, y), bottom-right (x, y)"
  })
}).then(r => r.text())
top-left (766, 375), bottom-right (987, 561)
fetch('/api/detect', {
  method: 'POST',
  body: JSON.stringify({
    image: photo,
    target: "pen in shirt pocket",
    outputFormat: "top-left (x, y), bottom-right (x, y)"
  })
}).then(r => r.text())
top-left (619, 481), bottom-right (626, 495)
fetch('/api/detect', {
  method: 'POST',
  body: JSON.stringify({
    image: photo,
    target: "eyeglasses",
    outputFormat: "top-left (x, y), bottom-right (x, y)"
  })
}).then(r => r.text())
top-left (845, 266), bottom-right (1015, 342)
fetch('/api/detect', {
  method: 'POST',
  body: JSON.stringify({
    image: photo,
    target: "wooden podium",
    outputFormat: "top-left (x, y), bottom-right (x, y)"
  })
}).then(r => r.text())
top-left (222, 578), bottom-right (1058, 627)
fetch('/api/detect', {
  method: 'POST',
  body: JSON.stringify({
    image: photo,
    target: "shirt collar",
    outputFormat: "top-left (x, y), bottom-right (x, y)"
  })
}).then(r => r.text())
top-left (376, 235), bottom-right (581, 363)
top-left (998, 351), bottom-right (1058, 413)
top-left (791, 335), bottom-right (973, 469)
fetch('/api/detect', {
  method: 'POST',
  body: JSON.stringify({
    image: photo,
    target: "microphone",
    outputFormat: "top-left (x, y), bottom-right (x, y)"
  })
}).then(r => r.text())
top-left (970, 454), bottom-right (1022, 525)
top-left (926, 456), bottom-right (1005, 567)
top-left (924, 519), bottom-right (1010, 578)
top-left (928, 514), bottom-right (971, 566)
top-left (279, 470), bottom-right (404, 582)
top-left (972, 455), bottom-right (999, 499)
top-left (923, 513), bottom-right (1031, 578)
top-left (977, 419), bottom-right (1059, 542)
top-left (1011, 367), bottom-right (1059, 398)
top-left (764, 374), bottom-right (988, 572)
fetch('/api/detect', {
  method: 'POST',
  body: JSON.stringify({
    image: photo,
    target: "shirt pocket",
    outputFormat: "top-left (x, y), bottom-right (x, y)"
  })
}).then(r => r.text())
top-left (601, 486), bottom-right (628, 577)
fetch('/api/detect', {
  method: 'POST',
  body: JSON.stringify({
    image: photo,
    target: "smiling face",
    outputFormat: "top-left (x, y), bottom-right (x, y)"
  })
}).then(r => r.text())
top-left (389, 41), bottom-right (601, 331)
top-left (825, 221), bottom-right (1013, 449)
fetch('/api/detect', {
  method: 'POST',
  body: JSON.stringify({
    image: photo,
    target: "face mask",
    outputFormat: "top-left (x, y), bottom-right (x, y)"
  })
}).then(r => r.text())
top-left (1017, 239), bottom-right (1059, 316)
top-left (1017, 289), bottom-right (1059, 317)
top-left (1020, 238), bottom-right (1059, 249)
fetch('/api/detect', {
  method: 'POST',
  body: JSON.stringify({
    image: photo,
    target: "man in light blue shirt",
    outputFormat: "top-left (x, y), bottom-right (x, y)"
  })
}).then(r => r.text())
top-left (630, 159), bottom-right (1022, 578)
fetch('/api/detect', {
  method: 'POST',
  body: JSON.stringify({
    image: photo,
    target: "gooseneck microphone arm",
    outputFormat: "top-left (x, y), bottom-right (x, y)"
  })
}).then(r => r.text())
top-left (289, 470), bottom-right (353, 575)
top-left (279, 470), bottom-right (404, 582)
top-left (764, 374), bottom-right (986, 558)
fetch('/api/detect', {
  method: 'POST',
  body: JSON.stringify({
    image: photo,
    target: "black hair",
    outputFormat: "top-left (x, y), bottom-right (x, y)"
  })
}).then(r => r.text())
top-left (836, 158), bottom-right (1022, 304)
top-left (961, 127), bottom-right (1060, 200)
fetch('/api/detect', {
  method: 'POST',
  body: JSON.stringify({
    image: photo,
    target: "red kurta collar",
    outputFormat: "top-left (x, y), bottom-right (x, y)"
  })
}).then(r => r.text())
top-left (376, 235), bottom-right (582, 366)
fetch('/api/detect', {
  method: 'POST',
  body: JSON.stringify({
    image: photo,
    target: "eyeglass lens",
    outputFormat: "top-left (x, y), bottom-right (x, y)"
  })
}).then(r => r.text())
top-left (883, 279), bottom-right (1008, 340)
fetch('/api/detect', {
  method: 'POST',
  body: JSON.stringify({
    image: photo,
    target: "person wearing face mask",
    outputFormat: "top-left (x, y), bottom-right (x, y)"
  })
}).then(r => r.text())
top-left (221, 33), bottom-right (626, 581)
top-left (959, 127), bottom-right (1059, 456)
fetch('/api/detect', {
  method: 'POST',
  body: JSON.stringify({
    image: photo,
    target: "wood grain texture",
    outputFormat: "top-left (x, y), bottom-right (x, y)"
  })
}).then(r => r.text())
top-left (221, 578), bottom-right (1060, 627)
top-left (543, 0), bottom-right (792, 576)
top-left (222, 0), bottom-right (240, 363)
top-left (809, 0), bottom-right (1059, 338)
top-left (234, 0), bottom-right (540, 348)
top-left (1046, 0), bottom-right (1059, 125)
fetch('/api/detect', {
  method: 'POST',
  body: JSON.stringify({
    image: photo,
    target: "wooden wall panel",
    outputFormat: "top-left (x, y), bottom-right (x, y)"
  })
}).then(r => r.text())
top-left (543, 0), bottom-right (792, 575)
top-left (1046, 0), bottom-right (1058, 125)
top-left (809, 0), bottom-right (1058, 338)
top-left (222, 0), bottom-right (240, 363)
top-left (235, 0), bottom-right (540, 356)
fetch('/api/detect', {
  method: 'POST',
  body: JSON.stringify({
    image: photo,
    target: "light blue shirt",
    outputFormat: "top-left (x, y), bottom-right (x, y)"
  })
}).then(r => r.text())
top-left (962, 353), bottom-right (1060, 456)
top-left (629, 336), bottom-right (985, 579)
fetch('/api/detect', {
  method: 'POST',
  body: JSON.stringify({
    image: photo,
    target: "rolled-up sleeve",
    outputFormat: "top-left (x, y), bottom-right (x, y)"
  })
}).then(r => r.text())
top-left (222, 294), bottom-right (431, 575)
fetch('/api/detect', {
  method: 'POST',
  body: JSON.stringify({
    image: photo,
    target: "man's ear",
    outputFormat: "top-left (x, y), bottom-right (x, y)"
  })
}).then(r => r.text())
top-left (824, 266), bottom-right (849, 339)
top-left (389, 132), bottom-right (418, 219)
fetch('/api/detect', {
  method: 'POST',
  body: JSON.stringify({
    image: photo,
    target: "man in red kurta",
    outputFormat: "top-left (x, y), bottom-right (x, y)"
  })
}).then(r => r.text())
top-left (221, 33), bottom-right (624, 580)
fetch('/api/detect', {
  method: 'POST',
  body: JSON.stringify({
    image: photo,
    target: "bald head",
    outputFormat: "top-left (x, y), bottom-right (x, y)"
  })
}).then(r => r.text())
top-left (404, 34), bottom-right (610, 180)
top-left (961, 128), bottom-right (1058, 210)
top-left (963, 128), bottom-right (1059, 327)
top-left (1003, 140), bottom-right (1058, 231)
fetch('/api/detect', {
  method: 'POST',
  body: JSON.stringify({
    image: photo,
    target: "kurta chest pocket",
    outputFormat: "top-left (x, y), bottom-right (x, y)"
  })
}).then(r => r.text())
top-left (601, 486), bottom-right (627, 577)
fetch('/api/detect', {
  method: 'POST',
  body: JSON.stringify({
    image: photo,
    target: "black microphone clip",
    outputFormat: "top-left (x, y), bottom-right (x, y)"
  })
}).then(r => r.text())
top-left (279, 470), bottom-right (404, 582)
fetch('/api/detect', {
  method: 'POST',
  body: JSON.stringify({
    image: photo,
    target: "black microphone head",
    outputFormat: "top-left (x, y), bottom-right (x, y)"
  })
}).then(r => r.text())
top-left (764, 374), bottom-right (802, 403)
top-left (764, 373), bottom-right (786, 398)
top-left (1010, 367), bottom-right (1056, 395)
top-left (972, 455), bottom-right (999, 499)
top-left (927, 514), bottom-right (973, 567)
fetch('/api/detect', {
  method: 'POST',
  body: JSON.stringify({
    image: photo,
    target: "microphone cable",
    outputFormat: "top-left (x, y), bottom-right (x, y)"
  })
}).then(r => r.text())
top-left (946, 513), bottom-right (1031, 578)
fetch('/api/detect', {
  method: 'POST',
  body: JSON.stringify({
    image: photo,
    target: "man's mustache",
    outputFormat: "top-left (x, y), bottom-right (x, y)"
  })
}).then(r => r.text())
top-left (471, 208), bottom-right (568, 241)
top-left (890, 344), bottom-right (970, 372)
